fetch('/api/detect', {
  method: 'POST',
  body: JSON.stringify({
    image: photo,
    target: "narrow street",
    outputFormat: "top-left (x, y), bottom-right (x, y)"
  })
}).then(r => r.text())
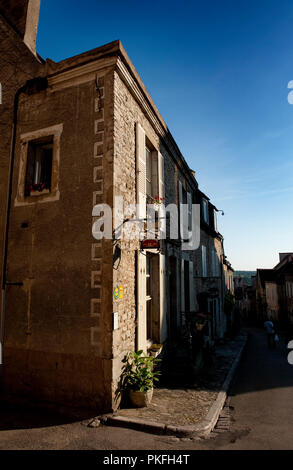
top-left (0, 328), bottom-right (293, 450)
top-left (198, 327), bottom-right (293, 450)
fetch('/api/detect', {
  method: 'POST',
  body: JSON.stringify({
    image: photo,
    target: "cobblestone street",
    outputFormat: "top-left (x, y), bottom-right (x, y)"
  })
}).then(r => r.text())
top-left (1, 329), bottom-right (293, 449)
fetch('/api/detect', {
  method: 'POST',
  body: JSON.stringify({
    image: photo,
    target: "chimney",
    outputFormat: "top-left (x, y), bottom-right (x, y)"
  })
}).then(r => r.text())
top-left (0, 0), bottom-right (41, 55)
top-left (279, 252), bottom-right (293, 263)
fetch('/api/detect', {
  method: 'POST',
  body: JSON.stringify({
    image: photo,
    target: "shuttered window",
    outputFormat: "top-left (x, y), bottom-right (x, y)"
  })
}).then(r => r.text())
top-left (136, 123), bottom-right (167, 348)
top-left (211, 249), bottom-right (219, 277)
top-left (136, 123), bottom-right (147, 350)
top-left (189, 261), bottom-right (196, 312)
top-left (202, 198), bottom-right (209, 224)
top-left (202, 245), bottom-right (207, 277)
top-left (179, 182), bottom-right (192, 243)
top-left (146, 147), bottom-right (152, 197)
top-left (214, 209), bottom-right (218, 232)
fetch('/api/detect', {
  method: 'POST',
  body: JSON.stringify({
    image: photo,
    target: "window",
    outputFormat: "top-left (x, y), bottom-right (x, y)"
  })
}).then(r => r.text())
top-left (214, 209), bottom-right (218, 232)
top-left (146, 254), bottom-right (152, 339)
top-left (201, 245), bottom-right (207, 277)
top-left (25, 136), bottom-right (53, 196)
top-left (202, 198), bottom-right (209, 224)
top-left (287, 282), bottom-right (293, 298)
top-left (180, 186), bottom-right (192, 240)
top-left (145, 145), bottom-right (158, 199)
top-left (146, 147), bottom-right (152, 197)
top-left (211, 249), bottom-right (219, 277)
top-left (15, 124), bottom-right (63, 206)
top-left (184, 260), bottom-right (190, 313)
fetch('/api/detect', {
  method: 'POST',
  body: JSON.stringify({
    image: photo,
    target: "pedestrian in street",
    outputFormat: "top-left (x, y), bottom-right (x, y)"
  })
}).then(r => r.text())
top-left (264, 319), bottom-right (275, 349)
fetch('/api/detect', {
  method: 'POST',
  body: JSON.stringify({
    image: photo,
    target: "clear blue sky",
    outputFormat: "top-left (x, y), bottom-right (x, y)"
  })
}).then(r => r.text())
top-left (37, 0), bottom-right (293, 270)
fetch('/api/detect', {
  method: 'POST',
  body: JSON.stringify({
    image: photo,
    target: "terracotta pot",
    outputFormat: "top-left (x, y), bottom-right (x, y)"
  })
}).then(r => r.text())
top-left (129, 389), bottom-right (153, 407)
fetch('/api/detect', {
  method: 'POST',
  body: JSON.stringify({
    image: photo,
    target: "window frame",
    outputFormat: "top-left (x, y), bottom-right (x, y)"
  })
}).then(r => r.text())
top-left (15, 124), bottom-right (63, 206)
top-left (145, 146), bottom-right (152, 198)
top-left (202, 198), bottom-right (209, 224)
top-left (201, 245), bottom-right (207, 277)
top-left (24, 136), bottom-right (54, 197)
top-left (145, 138), bottom-right (158, 201)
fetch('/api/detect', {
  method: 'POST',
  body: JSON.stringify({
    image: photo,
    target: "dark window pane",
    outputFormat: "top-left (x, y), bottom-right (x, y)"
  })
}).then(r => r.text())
top-left (146, 256), bottom-right (151, 276)
top-left (25, 137), bottom-right (53, 196)
top-left (146, 276), bottom-right (151, 297)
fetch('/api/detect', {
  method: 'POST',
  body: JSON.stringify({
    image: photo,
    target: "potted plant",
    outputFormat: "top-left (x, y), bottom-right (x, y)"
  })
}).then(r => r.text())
top-left (121, 350), bottom-right (160, 407)
top-left (148, 195), bottom-right (165, 206)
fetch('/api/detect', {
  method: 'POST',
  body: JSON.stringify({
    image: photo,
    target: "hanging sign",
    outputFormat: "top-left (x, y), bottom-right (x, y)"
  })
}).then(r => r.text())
top-left (141, 239), bottom-right (160, 250)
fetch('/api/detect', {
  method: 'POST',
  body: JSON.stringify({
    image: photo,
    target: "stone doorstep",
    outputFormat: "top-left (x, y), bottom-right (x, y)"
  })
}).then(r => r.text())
top-left (100, 335), bottom-right (248, 438)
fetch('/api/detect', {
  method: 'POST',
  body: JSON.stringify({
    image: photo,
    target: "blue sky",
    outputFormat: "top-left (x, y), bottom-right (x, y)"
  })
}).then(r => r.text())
top-left (37, 0), bottom-right (293, 270)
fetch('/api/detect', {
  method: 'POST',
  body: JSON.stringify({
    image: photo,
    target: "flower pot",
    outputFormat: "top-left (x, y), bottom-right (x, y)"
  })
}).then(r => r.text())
top-left (129, 389), bottom-right (153, 408)
top-left (149, 344), bottom-right (163, 358)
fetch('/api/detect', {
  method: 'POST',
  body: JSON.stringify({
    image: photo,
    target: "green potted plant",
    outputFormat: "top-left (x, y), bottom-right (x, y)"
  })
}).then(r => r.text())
top-left (121, 350), bottom-right (161, 407)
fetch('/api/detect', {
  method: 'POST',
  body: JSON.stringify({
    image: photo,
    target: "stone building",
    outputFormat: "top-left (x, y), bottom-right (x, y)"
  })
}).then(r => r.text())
top-left (275, 254), bottom-right (293, 326)
top-left (0, 1), bottom-right (231, 413)
top-left (256, 253), bottom-right (293, 327)
top-left (223, 259), bottom-right (234, 296)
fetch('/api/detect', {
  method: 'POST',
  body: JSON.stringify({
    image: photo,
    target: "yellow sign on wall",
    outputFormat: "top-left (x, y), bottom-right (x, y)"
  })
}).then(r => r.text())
top-left (119, 286), bottom-right (123, 299)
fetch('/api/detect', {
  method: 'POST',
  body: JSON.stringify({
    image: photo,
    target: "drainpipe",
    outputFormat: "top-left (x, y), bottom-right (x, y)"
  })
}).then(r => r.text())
top-left (0, 77), bottom-right (48, 380)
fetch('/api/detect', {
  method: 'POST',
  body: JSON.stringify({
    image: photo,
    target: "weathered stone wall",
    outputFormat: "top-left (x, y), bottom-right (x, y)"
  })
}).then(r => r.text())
top-left (0, 13), bottom-right (41, 302)
top-left (111, 70), bottom-right (194, 404)
top-left (3, 58), bottom-right (116, 411)
top-left (0, 0), bottom-right (29, 37)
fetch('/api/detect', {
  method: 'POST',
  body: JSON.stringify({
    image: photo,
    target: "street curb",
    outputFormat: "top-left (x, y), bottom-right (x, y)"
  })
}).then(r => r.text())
top-left (102, 334), bottom-right (248, 438)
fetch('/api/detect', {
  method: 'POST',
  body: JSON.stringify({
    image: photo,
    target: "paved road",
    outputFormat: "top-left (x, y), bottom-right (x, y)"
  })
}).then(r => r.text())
top-left (0, 328), bottom-right (293, 450)
top-left (199, 327), bottom-right (293, 450)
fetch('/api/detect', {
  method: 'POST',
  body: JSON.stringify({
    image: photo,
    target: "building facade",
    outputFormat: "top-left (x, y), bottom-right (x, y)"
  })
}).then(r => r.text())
top-left (0, 1), bottom-right (231, 413)
top-left (256, 253), bottom-right (293, 327)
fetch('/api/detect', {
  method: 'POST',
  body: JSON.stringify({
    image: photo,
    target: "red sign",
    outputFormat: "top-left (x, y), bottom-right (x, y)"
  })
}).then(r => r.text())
top-left (141, 239), bottom-right (160, 250)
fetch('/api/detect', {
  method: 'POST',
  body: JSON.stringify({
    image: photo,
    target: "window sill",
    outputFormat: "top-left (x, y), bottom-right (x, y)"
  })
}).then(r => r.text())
top-left (29, 189), bottom-right (50, 197)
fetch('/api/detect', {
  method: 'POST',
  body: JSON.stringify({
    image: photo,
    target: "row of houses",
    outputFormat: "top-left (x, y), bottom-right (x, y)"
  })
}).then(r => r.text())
top-left (0, 0), bottom-right (234, 413)
top-left (234, 275), bottom-right (256, 325)
top-left (234, 254), bottom-right (293, 331)
top-left (256, 253), bottom-right (293, 327)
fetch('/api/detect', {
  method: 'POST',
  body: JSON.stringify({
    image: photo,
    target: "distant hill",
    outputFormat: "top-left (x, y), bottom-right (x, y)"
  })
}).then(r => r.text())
top-left (233, 271), bottom-right (256, 285)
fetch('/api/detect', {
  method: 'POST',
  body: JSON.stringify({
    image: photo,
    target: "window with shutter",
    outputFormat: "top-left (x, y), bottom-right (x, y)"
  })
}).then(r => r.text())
top-left (202, 198), bottom-right (209, 224)
top-left (202, 245), bottom-right (207, 277)
top-left (137, 124), bottom-right (167, 347)
top-left (181, 258), bottom-right (185, 321)
top-left (179, 183), bottom-right (192, 243)
top-left (214, 209), bottom-right (218, 232)
top-left (136, 123), bottom-right (146, 221)
top-left (189, 261), bottom-right (196, 312)
top-left (146, 147), bottom-right (152, 198)
top-left (179, 181), bottom-right (183, 240)
top-left (158, 152), bottom-right (165, 238)
top-left (136, 123), bottom-right (147, 350)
